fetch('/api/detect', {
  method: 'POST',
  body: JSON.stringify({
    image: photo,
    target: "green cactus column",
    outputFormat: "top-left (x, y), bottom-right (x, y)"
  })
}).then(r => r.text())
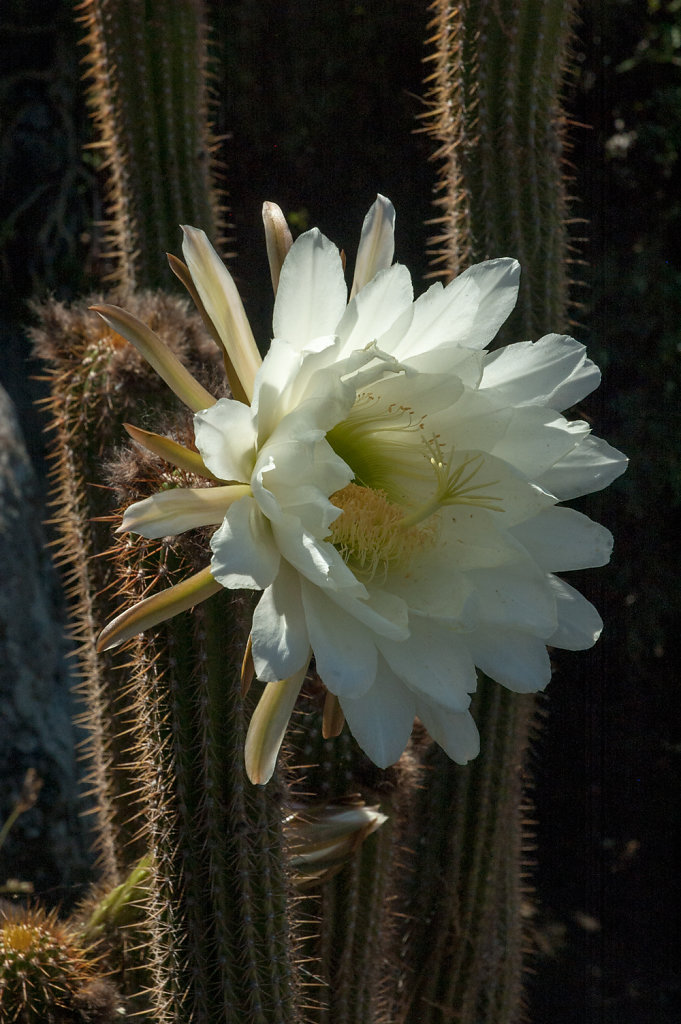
top-left (424, 0), bottom-right (576, 340)
top-left (388, 2), bottom-right (579, 1021)
top-left (30, 2), bottom-right (300, 1019)
top-left (78, 0), bottom-right (224, 292)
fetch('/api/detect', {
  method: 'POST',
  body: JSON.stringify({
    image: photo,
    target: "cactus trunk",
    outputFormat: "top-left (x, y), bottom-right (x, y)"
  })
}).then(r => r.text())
top-left (404, 1), bottom-right (578, 1020)
top-left (78, 0), bottom-right (224, 292)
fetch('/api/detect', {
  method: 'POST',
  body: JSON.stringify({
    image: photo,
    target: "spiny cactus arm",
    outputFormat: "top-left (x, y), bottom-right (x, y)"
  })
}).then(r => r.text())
top-left (91, 304), bottom-right (218, 411)
top-left (77, 0), bottom-right (223, 292)
top-left (403, 2), bottom-right (581, 1020)
top-left (424, 0), bottom-right (578, 339)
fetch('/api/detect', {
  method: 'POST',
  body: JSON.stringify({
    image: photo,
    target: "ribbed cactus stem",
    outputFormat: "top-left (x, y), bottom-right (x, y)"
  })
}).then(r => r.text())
top-left (425, 0), bottom-right (577, 339)
top-left (78, 0), bottom-right (224, 291)
top-left (291, 714), bottom-right (419, 1024)
top-left (134, 548), bottom-right (298, 1022)
top-left (34, 294), bottom-right (299, 1020)
top-left (415, 2), bottom-right (578, 1020)
top-left (377, 685), bottom-right (534, 1024)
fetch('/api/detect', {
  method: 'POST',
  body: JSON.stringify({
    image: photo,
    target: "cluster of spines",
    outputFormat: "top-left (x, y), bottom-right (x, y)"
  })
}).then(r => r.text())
top-left (75, 0), bottom-right (228, 293)
top-left (0, 904), bottom-right (118, 1023)
top-left (422, 0), bottom-right (579, 342)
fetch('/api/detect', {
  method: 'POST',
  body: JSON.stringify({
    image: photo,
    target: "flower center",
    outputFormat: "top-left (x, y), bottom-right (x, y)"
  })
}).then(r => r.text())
top-left (329, 483), bottom-right (437, 581)
top-left (326, 392), bottom-right (431, 502)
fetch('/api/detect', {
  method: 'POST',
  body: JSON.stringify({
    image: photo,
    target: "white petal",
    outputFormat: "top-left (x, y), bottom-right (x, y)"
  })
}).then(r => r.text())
top-left (466, 627), bottom-right (553, 692)
top-left (488, 407), bottom-right (589, 479)
top-left (386, 548), bottom-right (474, 621)
top-left (434, 395), bottom-right (582, 480)
top-left (350, 194), bottom-right (396, 297)
top-left (210, 495), bottom-right (280, 589)
top-left (254, 441), bottom-right (351, 538)
top-left (415, 701), bottom-right (480, 763)
top-left (447, 258), bottom-right (521, 349)
top-left (300, 582), bottom-right (378, 698)
top-left (339, 659), bottom-right (416, 768)
top-left (510, 507), bottom-right (614, 571)
top-left (273, 228), bottom-right (347, 349)
top-left (536, 433), bottom-right (628, 499)
top-left (377, 617), bottom-right (475, 713)
top-left (391, 258), bottom-right (519, 360)
top-left (369, 359), bottom-right (468, 419)
top-left (436, 512), bottom-right (534, 572)
top-left (245, 663), bottom-right (309, 785)
top-left (547, 577), bottom-right (603, 651)
top-left (436, 450), bottom-right (557, 528)
top-left (330, 584), bottom-right (410, 641)
top-left (194, 398), bottom-right (256, 483)
top-left (387, 280), bottom-right (472, 359)
top-left (251, 337), bottom-right (306, 444)
top-left (181, 226), bottom-right (261, 402)
top-left (251, 561), bottom-right (310, 680)
top-left (466, 560), bottom-right (557, 637)
top-left (337, 264), bottom-right (413, 357)
top-left (398, 342), bottom-right (485, 387)
top-left (120, 484), bottom-right (249, 539)
top-left (480, 334), bottom-right (601, 410)
top-left (272, 515), bottom-right (367, 596)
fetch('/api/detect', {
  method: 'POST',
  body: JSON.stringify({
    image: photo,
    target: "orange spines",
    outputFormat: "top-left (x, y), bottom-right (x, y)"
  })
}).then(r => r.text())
top-left (76, 0), bottom-right (227, 293)
top-left (422, 0), bottom-right (579, 341)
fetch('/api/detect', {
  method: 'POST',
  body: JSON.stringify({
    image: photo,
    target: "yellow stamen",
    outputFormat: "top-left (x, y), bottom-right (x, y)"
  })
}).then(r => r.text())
top-left (399, 443), bottom-right (503, 529)
top-left (329, 483), bottom-right (436, 581)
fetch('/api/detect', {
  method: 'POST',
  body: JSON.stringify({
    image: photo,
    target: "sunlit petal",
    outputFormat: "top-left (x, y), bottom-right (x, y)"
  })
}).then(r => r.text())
top-left (245, 660), bottom-right (310, 784)
top-left (181, 226), bottom-right (262, 402)
top-left (350, 193), bottom-right (396, 297)
top-left (97, 566), bottom-right (221, 652)
top-left (91, 304), bottom-right (216, 412)
top-left (119, 484), bottom-right (250, 539)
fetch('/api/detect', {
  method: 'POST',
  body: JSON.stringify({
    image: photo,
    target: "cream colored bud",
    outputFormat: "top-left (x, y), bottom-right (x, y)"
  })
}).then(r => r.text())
top-left (284, 802), bottom-right (389, 884)
top-left (262, 202), bottom-right (293, 294)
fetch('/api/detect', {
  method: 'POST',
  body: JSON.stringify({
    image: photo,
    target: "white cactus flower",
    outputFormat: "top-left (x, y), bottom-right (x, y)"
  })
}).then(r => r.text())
top-left (97, 196), bottom-right (627, 783)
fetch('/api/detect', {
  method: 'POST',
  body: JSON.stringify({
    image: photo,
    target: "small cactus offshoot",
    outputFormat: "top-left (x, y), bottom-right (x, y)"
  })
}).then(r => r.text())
top-left (0, 903), bottom-right (120, 1023)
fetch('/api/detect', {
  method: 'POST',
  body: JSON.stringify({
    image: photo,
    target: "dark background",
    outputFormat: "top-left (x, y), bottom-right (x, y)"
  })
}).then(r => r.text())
top-left (1, 2), bottom-right (679, 1021)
